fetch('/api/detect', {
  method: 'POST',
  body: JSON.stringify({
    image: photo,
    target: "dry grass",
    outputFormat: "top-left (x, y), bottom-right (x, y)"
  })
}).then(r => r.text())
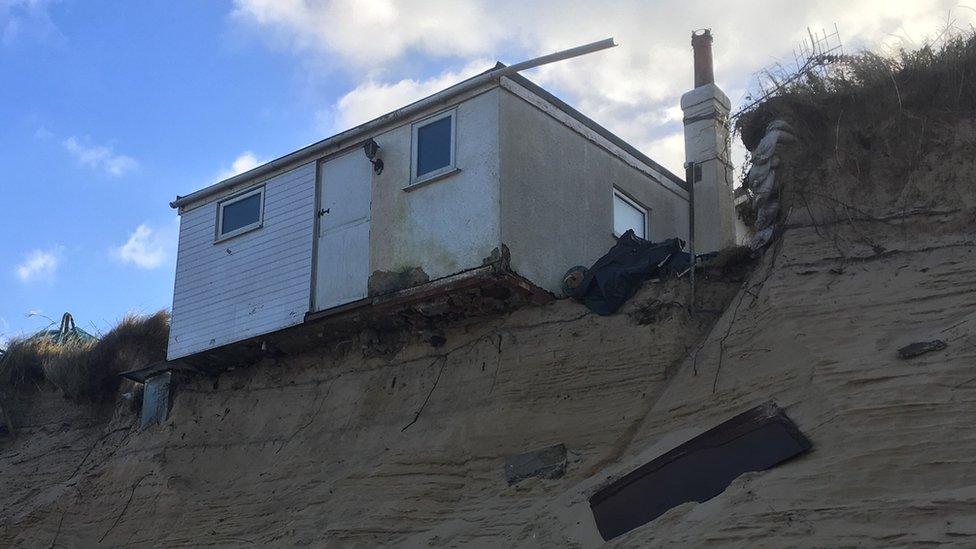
top-left (41, 339), bottom-right (98, 398)
top-left (88, 311), bottom-right (170, 390)
top-left (705, 246), bottom-right (753, 269)
top-left (737, 31), bottom-right (976, 151)
top-left (0, 338), bottom-right (49, 388)
top-left (732, 28), bottom-right (976, 243)
top-left (0, 311), bottom-right (169, 400)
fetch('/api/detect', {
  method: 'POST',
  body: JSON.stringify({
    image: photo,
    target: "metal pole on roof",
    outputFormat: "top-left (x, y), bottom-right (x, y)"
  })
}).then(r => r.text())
top-left (495, 38), bottom-right (617, 76)
top-left (171, 38), bottom-right (618, 210)
top-left (686, 162), bottom-right (697, 315)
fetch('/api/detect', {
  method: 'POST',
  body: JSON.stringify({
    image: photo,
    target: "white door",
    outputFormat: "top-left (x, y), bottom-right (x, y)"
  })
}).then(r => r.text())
top-left (314, 149), bottom-right (372, 311)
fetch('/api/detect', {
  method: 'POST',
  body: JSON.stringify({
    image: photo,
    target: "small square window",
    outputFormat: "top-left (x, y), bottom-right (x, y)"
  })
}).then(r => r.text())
top-left (410, 109), bottom-right (456, 187)
top-left (613, 190), bottom-right (648, 239)
top-left (216, 186), bottom-right (264, 241)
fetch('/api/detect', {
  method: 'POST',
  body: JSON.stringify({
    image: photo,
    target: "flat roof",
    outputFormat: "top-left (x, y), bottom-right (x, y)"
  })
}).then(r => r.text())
top-left (171, 64), bottom-right (686, 210)
top-left (502, 71), bottom-right (686, 191)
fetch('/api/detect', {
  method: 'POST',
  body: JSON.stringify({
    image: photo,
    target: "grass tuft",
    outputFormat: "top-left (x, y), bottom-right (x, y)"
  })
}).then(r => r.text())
top-left (0, 311), bottom-right (169, 400)
top-left (0, 338), bottom-right (49, 388)
top-left (41, 339), bottom-right (98, 398)
top-left (737, 31), bottom-right (976, 151)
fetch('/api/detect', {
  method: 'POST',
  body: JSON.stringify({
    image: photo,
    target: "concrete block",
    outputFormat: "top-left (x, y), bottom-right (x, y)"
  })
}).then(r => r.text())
top-left (141, 371), bottom-right (172, 429)
top-left (505, 443), bottom-right (567, 486)
top-left (898, 340), bottom-right (947, 359)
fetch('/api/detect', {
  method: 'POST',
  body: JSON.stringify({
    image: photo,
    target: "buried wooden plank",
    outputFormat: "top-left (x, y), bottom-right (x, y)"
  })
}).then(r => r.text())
top-left (589, 401), bottom-right (811, 541)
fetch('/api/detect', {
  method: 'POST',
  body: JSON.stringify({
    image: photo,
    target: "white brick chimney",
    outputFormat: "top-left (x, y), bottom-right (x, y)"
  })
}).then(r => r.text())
top-left (681, 29), bottom-right (735, 252)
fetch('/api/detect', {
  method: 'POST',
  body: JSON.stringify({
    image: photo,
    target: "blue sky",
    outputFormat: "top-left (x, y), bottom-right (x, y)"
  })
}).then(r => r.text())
top-left (1, 1), bottom-right (326, 340)
top-left (0, 0), bottom-right (962, 343)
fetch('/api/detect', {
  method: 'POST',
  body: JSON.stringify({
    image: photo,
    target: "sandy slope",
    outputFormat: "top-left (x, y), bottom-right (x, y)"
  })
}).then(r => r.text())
top-left (5, 116), bottom-right (976, 547)
top-left (1, 278), bottom-right (738, 547)
top-left (606, 210), bottom-right (976, 547)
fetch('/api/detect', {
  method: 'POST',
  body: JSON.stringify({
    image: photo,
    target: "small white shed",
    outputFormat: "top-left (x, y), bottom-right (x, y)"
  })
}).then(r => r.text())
top-left (167, 66), bottom-right (693, 361)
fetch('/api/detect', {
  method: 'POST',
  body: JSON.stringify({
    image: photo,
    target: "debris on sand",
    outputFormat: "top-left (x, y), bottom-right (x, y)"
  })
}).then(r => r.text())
top-left (897, 340), bottom-right (947, 359)
top-left (505, 443), bottom-right (568, 486)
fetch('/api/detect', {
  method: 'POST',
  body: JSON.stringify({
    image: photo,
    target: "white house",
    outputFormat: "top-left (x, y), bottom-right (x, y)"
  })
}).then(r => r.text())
top-left (167, 40), bottom-right (734, 361)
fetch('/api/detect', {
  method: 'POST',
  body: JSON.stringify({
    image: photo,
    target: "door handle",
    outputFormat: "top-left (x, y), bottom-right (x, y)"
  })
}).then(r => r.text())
top-left (318, 208), bottom-right (330, 217)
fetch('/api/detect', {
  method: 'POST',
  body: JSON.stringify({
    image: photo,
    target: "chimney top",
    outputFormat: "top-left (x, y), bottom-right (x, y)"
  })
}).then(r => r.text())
top-left (691, 29), bottom-right (714, 88)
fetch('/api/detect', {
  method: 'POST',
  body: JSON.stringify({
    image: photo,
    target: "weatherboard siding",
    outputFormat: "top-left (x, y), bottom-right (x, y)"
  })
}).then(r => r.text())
top-left (167, 162), bottom-right (316, 360)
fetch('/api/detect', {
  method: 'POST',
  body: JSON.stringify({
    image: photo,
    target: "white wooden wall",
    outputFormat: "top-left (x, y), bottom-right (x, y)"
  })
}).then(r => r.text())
top-left (167, 162), bottom-right (316, 360)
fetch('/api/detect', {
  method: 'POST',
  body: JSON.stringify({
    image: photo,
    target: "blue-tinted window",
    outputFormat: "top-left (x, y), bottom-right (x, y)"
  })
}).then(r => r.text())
top-left (220, 192), bottom-right (262, 236)
top-left (416, 115), bottom-right (452, 177)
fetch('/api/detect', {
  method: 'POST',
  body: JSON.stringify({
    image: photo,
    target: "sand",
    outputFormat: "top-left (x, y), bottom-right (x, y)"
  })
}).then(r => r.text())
top-left (4, 116), bottom-right (976, 547)
top-left (1, 277), bottom-right (738, 547)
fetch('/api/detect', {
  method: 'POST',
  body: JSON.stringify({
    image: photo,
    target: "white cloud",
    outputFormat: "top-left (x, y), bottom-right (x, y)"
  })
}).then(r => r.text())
top-left (643, 132), bottom-right (686, 178)
top-left (63, 136), bottom-right (138, 177)
top-left (328, 58), bottom-right (491, 132)
top-left (15, 246), bottom-right (61, 282)
top-left (231, 0), bottom-right (506, 67)
top-left (0, 316), bottom-right (9, 349)
top-left (216, 151), bottom-right (264, 181)
top-left (232, 0), bottom-right (964, 175)
top-left (112, 220), bottom-right (179, 270)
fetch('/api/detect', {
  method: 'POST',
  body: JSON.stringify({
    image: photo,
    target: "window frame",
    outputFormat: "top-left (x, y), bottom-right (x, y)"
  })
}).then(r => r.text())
top-left (612, 188), bottom-right (649, 239)
top-left (214, 185), bottom-right (265, 243)
top-left (408, 108), bottom-right (458, 189)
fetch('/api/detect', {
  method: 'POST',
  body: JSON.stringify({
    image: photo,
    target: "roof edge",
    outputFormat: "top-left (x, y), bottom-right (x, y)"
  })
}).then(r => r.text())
top-left (171, 66), bottom-right (501, 210)
top-left (503, 73), bottom-right (687, 191)
top-left (170, 39), bottom-right (688, 209)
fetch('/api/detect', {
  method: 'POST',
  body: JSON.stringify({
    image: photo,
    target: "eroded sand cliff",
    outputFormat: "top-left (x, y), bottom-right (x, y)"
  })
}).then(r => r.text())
top-left (5, 72), bottom-right (976, 549)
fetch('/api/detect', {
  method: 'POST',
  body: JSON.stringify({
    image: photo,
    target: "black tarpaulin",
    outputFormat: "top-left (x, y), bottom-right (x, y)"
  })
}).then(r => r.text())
top-left (574, 231), bottom-right (684, 315)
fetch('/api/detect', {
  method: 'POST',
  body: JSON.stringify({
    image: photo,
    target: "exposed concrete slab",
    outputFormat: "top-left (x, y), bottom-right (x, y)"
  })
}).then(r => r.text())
top-left (178, 267), bottom-right (551, 372)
